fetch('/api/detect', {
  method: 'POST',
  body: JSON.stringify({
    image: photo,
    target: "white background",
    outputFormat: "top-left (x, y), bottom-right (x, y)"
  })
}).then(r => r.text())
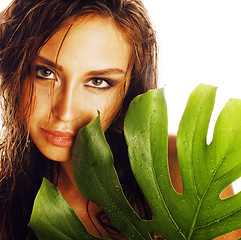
top-left (1, 0), bottom-right (241, 193)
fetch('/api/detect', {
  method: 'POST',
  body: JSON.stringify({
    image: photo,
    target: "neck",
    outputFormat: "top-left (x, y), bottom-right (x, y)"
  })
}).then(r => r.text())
top-left (55, 160), bottom-right (116, 238)
top-left (59, 160), bottom-right (76, 187)
top-left (57, 159), bottom-right (89, 219)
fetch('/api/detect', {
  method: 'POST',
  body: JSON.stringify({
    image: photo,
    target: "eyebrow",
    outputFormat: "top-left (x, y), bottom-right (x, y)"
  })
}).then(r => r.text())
top-left (37, 56), bottom-right (126, 76)
top-left (86, 68), bottom-right (125, 76)
top-left (36, 56), bottom-right (63, 71)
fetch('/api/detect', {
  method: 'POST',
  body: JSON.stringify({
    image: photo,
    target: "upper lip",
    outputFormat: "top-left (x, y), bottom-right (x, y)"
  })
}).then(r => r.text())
top-left (41, 128), bottom-right (77, 138)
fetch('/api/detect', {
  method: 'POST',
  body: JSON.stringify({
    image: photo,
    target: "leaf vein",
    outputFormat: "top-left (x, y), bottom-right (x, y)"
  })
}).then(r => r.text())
top-left (92, 164), bottom-right (147, 240)
top-left (187, 147), bottom-right (225, 239)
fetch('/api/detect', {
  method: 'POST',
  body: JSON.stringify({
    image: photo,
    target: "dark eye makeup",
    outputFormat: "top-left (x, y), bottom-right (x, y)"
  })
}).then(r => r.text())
top-left (35, 65), bottom-right (119, 90)
top-left (35, 66), bottom-right (55, 80)
top-left (85, 77), bottom-right (114, 90)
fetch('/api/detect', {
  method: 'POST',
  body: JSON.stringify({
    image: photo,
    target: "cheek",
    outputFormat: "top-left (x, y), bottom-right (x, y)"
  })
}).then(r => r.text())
top-left (25, 86), bottom-right (52, 129)
top-left (99, 87), bottom-right (127, 131)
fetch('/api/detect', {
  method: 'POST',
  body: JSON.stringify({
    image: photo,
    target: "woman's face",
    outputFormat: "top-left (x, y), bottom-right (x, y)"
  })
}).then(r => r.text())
top-left (25, 16), bottom-right (131, 162)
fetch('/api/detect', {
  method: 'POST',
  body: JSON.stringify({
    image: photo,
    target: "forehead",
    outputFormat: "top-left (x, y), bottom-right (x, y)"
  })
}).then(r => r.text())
top-left (38, 16), bottom-right (132, 72)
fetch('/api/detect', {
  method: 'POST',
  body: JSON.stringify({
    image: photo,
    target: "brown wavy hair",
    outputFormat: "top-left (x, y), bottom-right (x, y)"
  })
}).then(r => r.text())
top-left (0, 0), bottom-right (158, 239)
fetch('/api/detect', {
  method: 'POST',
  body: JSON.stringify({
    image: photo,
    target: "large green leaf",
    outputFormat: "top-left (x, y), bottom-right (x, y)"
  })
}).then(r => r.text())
top-left (28, 84), bottom-right (241, 239)
top-left (124, 84), bottom-right (241, 239)
top-left (73, 115), bottom-right (151, 240)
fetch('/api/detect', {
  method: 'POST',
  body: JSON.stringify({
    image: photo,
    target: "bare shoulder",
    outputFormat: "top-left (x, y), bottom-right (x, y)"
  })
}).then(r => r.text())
top-left (168, 135), bottom-right (183, 193)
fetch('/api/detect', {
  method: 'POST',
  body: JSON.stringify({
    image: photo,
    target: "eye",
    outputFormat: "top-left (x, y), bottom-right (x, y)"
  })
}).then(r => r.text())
top-left (86, 78), bottom-right (111, 89)
top-left (35, 66), bottom-right (55, 80)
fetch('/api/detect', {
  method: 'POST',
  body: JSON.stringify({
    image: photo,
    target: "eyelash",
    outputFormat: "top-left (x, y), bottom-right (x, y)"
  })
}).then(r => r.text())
top-left (85, 77), bottom-right (113, 90)
top-left (35, 66), bottom-right (56, 80)
top-left (35, 65), bottom-right (114, 90)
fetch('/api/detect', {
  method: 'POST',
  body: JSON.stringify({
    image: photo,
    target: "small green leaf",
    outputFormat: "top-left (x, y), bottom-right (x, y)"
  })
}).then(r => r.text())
top-left (28, 178), bottom-right (102, 240)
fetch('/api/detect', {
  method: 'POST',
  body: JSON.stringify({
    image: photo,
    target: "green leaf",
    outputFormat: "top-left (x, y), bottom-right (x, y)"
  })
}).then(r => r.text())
top-left (28, 178), bottom-right (102, 240)
top-left (124, 88), bottom-right (185, 239)
top-left (124, 84), bottom-right (241, 239)
top-left (29, 84), bottom-right (241, 240)
top-left (73, 115), bottom-right (152, 240)
top-left (177, 84), bottom-right (241, 239)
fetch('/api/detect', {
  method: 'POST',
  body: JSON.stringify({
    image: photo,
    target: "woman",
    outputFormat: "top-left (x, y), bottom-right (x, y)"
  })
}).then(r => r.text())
top-left (0, 0), bottom-right (157, 239)
top-left (0, 0), bottom-right (239, 240)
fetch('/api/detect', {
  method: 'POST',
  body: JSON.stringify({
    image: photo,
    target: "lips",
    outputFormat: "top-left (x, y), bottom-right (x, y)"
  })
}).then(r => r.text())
top-left (40, 128), bottom-right (77, 147)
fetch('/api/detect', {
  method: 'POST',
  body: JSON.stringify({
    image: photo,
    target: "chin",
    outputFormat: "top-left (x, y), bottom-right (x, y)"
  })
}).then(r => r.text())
top-left (40, 145), bottom-right (73, 162)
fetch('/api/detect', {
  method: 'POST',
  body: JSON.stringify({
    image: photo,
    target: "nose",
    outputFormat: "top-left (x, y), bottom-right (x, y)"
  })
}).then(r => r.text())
top-left (51, 84), bottom-right (95, 124)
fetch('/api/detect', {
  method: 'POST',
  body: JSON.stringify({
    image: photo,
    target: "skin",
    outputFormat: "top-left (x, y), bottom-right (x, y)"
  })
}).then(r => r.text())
top-left (27, 16), bottom-right (131, 163)
top-left (25, 16), bottom-right (131, 238)
top-left (24, 15), bottom-right (240, 240)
